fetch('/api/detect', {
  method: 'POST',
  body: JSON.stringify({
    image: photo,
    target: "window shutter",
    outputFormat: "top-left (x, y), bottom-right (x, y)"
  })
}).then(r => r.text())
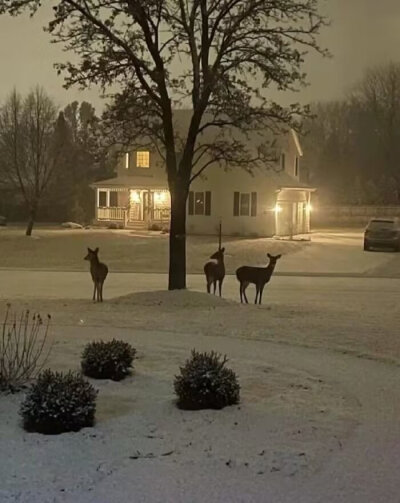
top-left (233, 192), bottom-right (240, 216)
top-left (205, 191), bottom-right (211, 216)
top-left (188, 191), bottom-right (194, 215)
top-left (251, 192), bottom-right (257, 217)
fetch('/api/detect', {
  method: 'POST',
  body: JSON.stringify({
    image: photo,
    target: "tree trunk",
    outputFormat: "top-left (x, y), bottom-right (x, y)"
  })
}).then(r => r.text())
top-left (25, 208), bottom-right (37, 236)
top-left (168, 187), bottom-right (188, 290)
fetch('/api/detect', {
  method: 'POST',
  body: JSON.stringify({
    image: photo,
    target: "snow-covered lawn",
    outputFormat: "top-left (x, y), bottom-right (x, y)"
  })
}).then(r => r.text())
top-left (1, 226), bottom-right (399, 276)
top-left (0, 291), bottom-right (358, 502)
top-left (1, 286), bottom-right (400, 501)
top-left (0, 226), bottom-right (303, 273)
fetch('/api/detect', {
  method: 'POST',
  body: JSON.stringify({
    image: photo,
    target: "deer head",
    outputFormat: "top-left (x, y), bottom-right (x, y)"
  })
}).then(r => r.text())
top-left (84, 247), bottom-right (99, 261)
top-left (210, 247), bottom-right (225, 261)
top-left (267, 253), bottom-right (282, 266)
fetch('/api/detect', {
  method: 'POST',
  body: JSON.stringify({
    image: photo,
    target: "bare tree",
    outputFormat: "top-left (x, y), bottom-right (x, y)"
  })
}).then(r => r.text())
top-left (0, 88), bottom-right (60, 235)
top-left (0, 1), bottom-right (327, 285)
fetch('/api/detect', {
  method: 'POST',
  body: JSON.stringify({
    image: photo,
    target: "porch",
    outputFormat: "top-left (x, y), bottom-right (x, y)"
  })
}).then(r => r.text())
top-left (96, 188), bottom-right (171, 228)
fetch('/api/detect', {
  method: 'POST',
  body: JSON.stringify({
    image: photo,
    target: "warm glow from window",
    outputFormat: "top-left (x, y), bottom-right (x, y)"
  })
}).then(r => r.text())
top-left (125, 152), bottom-right (130, 169)
top-left (136, 151), bottom-right (150, 168)
top-left (154, 191), bottom-right (166, 203)
top-left (130, 190), bottom-right (140, 203)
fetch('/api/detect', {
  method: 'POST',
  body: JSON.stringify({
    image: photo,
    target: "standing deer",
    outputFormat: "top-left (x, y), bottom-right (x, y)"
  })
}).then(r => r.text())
top-left (236, 253), bottom-right (281, 304)
top-left (204, 247), bottom-right (225, 296)
top-left (84, 247), bottom-right (108, 302)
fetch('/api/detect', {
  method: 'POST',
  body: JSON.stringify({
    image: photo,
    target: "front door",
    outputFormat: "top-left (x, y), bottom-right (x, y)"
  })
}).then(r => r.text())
top-left (143, 191), bottom-right (153, 223)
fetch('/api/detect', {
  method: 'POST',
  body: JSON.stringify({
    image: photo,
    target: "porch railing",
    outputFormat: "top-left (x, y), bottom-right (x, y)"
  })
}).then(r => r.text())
top-left (98, 206), bottom-right (125, 221)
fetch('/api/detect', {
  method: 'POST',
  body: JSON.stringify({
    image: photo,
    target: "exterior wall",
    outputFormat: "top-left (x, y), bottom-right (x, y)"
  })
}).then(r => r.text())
top-left (94, 128), bottom-right (307, 236)
top-left (187, 166), bottom-right (277, 237)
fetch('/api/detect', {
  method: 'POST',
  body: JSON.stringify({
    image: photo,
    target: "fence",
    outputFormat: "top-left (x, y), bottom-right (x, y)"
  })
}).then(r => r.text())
top-left (313, 205), bottom-right (400, 227)
top-left (97, 207), bottom-right (125, 221)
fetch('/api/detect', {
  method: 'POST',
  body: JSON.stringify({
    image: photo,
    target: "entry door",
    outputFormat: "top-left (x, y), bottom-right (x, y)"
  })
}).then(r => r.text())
top-left (143, 191), bottom-right (153, 222)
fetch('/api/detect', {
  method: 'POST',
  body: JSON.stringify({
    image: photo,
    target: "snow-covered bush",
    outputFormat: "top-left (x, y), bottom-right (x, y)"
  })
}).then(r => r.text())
top-left (1, 305), bottom-right (52, 392)
top-left (20, 370), bottom-right (97, 434)
top-left (174, 350), bottom-right (240, 410)
top-left (81, 339), bottom-right (136, 381)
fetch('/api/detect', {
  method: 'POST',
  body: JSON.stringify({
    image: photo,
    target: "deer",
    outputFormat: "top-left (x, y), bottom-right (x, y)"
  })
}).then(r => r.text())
top-left (204, 247), bottom-right (225, 297)
top-left (84, 247), bottom-right (109, 302)
top-left (236, 253), bottom-right (282, 305)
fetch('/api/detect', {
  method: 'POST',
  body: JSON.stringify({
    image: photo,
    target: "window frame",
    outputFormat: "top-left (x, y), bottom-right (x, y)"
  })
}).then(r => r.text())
top-left (188, 190), bottom-right (212, 216)
top-left (136, 150), bottom-right (150, 168)
top-left (233, 191), bottom-right (257, 217)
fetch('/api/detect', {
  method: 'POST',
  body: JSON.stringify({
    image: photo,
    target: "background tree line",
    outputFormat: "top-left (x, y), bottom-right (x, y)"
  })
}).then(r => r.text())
top-left (302, 62), bottom-right (400, 206)
top-left (0, 87), bottom-right (112, 235)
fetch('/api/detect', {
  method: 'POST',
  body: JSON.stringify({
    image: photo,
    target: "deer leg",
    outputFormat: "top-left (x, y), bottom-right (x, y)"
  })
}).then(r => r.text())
top-left (97, 281), bottom-right (101, 302)
top-left (206, 279), bottom-right (210, 294)
top-left (254, 286), bottom-right (259, 304)
top-left (259, 285), bottom-right (265, 305)
top-left (218, 278), bottom-right (223, 297)
top-left (213, 280), bottom-right (217, 295)
top-left (100, 281), bottom-right (103, 302)
top-left (243, 282), bottom-right (249, 304)
top-left (92, 282), bottom-right (96, 302)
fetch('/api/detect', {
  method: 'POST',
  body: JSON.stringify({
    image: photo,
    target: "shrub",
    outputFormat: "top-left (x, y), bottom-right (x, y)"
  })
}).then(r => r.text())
top-left (81, 339), bottom-right (136, 381)
top-left (174, 350), bottom-right (240, 410)
top-left (20, 369), bottom-right (97, 434)
top-left (149, 223), bottom-right (162, 231)
top-left (1, 305), bottom-right (52, 392)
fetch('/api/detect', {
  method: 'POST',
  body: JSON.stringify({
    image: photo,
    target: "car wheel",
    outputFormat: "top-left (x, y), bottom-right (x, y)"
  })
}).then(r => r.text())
top-left (364, 240), bottom-right (370, 251)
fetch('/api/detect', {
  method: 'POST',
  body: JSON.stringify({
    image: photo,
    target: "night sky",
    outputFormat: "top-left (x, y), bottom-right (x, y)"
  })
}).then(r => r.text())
top-left (0, 0), bottom-right (399, 112)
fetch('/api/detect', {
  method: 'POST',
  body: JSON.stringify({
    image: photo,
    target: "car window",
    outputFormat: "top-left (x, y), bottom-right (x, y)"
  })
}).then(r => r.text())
top-left (368, 220), bottom-right (396, 230)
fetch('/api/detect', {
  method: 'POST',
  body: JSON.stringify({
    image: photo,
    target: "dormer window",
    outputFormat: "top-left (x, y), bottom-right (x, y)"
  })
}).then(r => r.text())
top-left (136, 151), bottom-right (150, 168)
top-left (125, 152), bottom-right (130, 169)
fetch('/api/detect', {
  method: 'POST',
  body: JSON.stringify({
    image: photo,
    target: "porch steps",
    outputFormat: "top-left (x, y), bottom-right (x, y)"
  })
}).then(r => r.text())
top-left (125, 222), bottom-right (148, 230)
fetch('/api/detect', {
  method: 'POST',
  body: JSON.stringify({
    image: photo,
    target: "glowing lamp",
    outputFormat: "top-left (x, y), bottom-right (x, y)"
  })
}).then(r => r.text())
top-left (274, 204), bottom-right (282, 213)
top-left (154, 191), bottom-right (166, 203)
top-left (306, 203), bottom-right (312, 212)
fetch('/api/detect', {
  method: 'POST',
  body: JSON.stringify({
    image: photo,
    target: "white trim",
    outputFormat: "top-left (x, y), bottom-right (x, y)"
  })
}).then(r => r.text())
top-left (290, 129), bottom-right (303, 157)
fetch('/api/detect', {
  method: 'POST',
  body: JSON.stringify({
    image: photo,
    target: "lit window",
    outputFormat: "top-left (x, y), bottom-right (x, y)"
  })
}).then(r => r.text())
top-left (125, 152), bottom-right (130, 169)
top-left (136, 151), bottom-right (150, 168)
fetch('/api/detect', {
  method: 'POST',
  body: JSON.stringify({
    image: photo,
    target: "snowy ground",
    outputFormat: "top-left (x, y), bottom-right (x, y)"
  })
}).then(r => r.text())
top-left (0, 226), bottom-right (399, 276)
top-left (1, 280), bottom-right (400, 501)
top-left (1, 226), bottom-right (400, 502)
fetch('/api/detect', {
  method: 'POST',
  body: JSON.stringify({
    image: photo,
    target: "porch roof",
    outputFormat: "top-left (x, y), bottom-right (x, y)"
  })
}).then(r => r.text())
top-left (91, 176), bottom-right (168, 190)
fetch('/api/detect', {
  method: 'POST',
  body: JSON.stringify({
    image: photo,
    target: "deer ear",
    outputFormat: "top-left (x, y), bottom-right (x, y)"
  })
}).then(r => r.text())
top-left (221, 247), bottom-right (225, 252)
top-left (87, 247), bottom-right (92, 253)
top-left (94, 247), bottom-right (99, 253)
top-left (267, 253), bottom-right (272, 258)
top-left (277, 254), bottom-right (282, 259)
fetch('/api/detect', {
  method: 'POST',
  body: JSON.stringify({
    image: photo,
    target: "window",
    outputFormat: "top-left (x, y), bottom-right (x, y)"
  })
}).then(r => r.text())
top-left (136, 151), bottom-right (150, 168)
top-left (109, 191), bottom-right (118, 207)
top-left (188, 191), bottom-right (211, 216)
top-left (281, 152), bottom-right (286, 171)
top-left (99, 190), bottom-right (107, 207)
top-left (125, 152), bottom-right (130, 169)
top-left (233, 192), bottom-right (257, 217)
top-left (295, 156), bottom-right (299, 177)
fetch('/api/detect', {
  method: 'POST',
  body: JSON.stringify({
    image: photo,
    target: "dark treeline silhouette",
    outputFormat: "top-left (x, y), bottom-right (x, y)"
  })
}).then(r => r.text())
top-left (302, 62), bottom-right (400, 205)
top-left (0, 90), bottom-right (112, 234)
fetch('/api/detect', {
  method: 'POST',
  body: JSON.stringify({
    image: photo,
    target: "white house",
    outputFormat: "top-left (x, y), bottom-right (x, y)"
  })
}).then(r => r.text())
top-left (91, 113), bottom-right (314, 237)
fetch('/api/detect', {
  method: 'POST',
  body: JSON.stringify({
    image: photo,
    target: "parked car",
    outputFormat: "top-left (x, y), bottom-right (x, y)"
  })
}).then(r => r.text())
top-left (364, 217), bottom-right (400, 252)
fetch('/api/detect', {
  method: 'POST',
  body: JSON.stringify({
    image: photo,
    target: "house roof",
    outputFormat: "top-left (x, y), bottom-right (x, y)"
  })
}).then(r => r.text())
top-left (91, 175), bottom-right (167, 190)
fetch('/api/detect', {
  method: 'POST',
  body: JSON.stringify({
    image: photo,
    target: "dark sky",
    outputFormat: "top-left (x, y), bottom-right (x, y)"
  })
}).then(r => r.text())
top-left (1, 0), bottom-right (400, 113)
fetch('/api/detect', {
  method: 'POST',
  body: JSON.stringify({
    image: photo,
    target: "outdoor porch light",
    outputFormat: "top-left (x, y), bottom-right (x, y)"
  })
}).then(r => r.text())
top-left (130, 190), bottom-right (140, 203)
top-left (306, 203), bottom-right (312, 212)
top-left (274, 204), bottom-right (282, 213)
